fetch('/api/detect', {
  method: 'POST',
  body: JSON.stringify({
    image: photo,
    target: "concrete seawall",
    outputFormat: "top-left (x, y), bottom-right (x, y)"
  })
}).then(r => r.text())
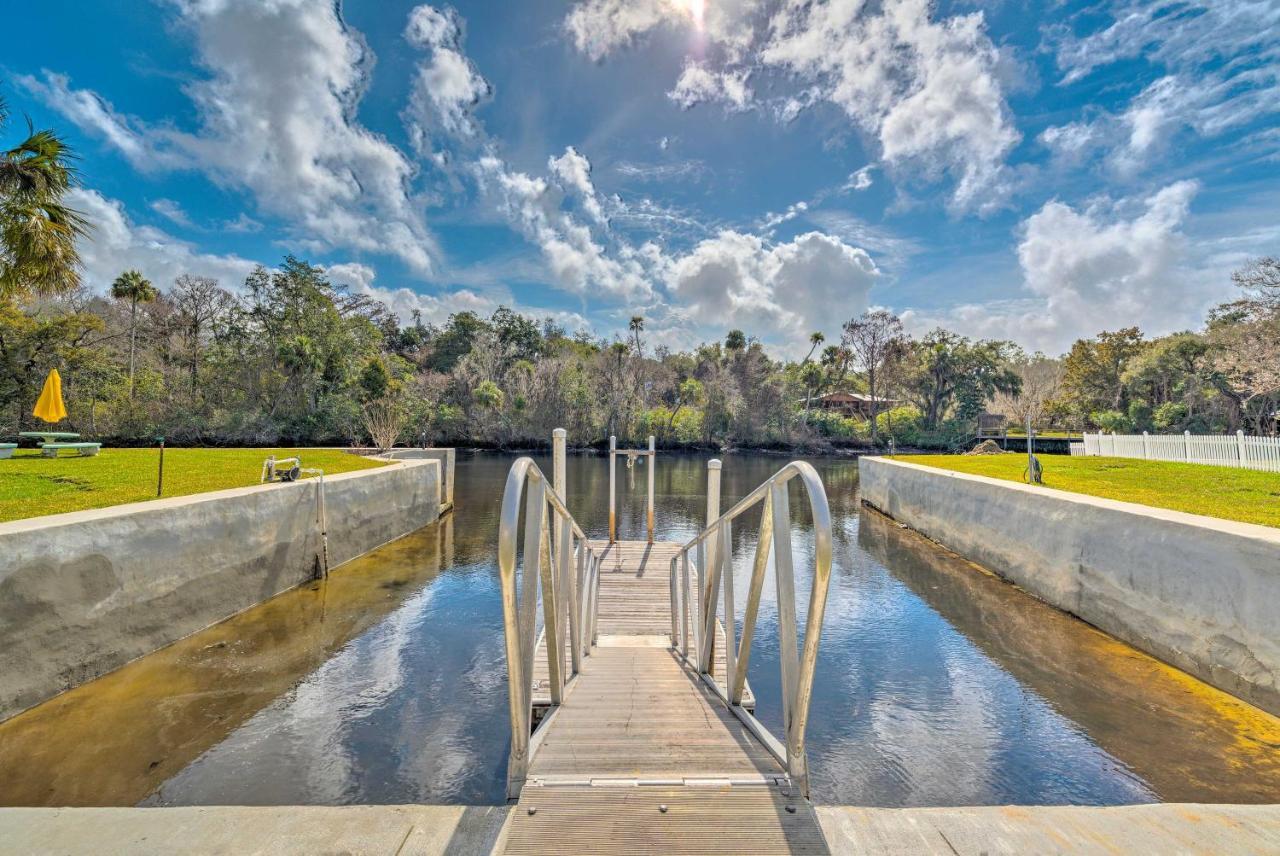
top-left (0, 458), bottom-right (443, 722)
top-left (858, 456), bottom-right (1280, 716)
top-left (381, 448), bottom-right (456, 508)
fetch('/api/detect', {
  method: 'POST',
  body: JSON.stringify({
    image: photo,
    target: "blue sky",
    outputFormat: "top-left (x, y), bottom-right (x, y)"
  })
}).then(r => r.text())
top-left (4, 0), bottom-right (1277, 355)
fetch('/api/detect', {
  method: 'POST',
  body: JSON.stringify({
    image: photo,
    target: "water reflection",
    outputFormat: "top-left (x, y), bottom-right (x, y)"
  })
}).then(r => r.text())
top-left (0, 451), bottom-right (1277, 807)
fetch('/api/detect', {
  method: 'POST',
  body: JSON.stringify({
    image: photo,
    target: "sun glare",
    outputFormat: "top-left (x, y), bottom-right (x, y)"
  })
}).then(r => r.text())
top-left (679, 0), bottom-right (707, 30)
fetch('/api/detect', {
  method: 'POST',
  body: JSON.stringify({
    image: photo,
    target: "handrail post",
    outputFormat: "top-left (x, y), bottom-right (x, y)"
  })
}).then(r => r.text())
top-left (770, 481), bottom-right (799, 775)
top-left (731, 492), bottom-right (771, 706)
top-left (553, 429), bottom-right (580, 677)
top-left (608, 435), bottom-right (617, 543)
top-left (699, 459), bottom-right (722, 672)
top-left (720, 521), bottom-right (736, 695)
top-left (646, 435), bottom-right (656, 543)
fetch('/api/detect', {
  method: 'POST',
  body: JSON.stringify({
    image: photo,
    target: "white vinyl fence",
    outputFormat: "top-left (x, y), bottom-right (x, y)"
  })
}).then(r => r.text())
top-left (1071, 431), bottom-right (1280, 473)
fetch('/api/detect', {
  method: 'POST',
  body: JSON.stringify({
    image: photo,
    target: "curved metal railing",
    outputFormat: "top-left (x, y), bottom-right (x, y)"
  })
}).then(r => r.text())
top-left (498, 453), bottom-right (602, 799)
top-left (668, 460), bottom-right (832, 798)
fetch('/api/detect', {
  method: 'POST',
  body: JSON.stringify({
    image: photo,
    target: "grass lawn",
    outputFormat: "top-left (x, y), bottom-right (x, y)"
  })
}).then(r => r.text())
top-left (0, 447), bottom-right (386, 524)
top-left (890, 453), bottom-right (1280, 529)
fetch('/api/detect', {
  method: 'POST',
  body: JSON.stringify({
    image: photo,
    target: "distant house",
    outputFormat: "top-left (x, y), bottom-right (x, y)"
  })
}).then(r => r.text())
top-left (806, 391), bottom-right (900, 419)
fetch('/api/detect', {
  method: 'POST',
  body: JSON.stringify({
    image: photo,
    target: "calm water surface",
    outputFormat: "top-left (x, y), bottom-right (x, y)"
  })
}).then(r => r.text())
top-left (1, 451), bottom-right (1278, 807)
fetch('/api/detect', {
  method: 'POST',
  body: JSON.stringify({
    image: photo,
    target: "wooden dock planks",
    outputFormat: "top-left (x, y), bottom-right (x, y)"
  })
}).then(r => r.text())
top-left (503, 785), bottom-right (830, 855)
top-left (531, 541), bottom-right (753, 708)
top-left (506, 541), bottom-right (826, 855)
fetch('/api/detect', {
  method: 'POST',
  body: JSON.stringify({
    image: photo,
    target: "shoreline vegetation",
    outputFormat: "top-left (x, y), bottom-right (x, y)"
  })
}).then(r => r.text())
top-left (2, 102), bottom-right (1276, 460)
top-left (892, 454), bottom-right (1280, 529)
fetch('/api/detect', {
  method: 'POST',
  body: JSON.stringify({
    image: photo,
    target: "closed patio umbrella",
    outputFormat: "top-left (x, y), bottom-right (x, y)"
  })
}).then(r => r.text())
top-left (33, 369), bottom-right (68, 423)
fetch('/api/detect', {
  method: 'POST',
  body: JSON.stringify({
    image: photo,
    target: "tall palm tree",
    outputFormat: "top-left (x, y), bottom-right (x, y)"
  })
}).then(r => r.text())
top-left (629, 315), bottom-right (644, 355)
top-left (111, 269), bottom-right (157, 398)
top-left (0, 97), bottom-right (88, 298)
top-left (803, 331), bottom-right (825, 363)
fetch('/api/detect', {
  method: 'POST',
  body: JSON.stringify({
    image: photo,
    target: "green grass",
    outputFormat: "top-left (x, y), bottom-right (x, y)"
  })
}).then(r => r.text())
top-left (0, 448), bottom-right (386, 523)
top-left (891, 453), bottom-right (1280, 529)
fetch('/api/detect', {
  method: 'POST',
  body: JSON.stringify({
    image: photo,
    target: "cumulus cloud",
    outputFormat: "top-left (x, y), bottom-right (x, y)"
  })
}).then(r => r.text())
top-left (68, 189), bottom-right (258, 292)
top-left (760, 0), bottom-right (1019, 211)
top-left (402, 5), bottom-right (490, 151)
top-left (668, 63), bottom-right (752, 111)
top-left (667, 230), bottom-right (879, 341)
top-left (548, 146), bottom-right (607, 224)
top-left (475, 153), bottom-right (654, 301)
top-left (324, 261), bottom-right (590, 332)
top-left (904, 181), bottom-right (1211, 353)
top-left (22, 0), bottom-right (437, 275)
top-left (564, 0), bottom-right (1019, 210)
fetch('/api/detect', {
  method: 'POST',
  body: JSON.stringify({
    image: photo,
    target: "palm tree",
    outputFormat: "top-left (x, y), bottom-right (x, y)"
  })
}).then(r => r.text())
top-left (724, 329), bottom-right (746, 353)
top-left (629, 315), bottom-right (645, 355)
top-left (111, 269), bottom-right (157, 398)
top-left (0, 97), bottom-right (88, 298)
top-left (803, 331), bottom-right (825, 363)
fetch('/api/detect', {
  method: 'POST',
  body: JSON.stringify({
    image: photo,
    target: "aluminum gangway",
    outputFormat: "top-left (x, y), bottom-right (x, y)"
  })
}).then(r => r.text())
top-left (495, 430), bottom-right (833, 854)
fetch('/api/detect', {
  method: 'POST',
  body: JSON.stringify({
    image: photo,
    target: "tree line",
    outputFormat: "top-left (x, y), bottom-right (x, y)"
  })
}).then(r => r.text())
top-left (2, 94), bottom-right (1276, 449)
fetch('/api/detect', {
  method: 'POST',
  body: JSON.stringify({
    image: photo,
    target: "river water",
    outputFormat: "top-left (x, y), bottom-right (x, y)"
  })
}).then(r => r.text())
top-left (1, 451), bottom-right (1277, 807)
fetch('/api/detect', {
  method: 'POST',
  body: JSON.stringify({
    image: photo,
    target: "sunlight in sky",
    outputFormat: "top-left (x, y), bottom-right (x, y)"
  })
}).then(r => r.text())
top-left (681, 0), bottom-right (706, 31)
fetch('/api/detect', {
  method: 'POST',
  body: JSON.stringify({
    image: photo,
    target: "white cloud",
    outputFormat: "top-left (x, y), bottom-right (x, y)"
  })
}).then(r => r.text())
top-left (903, 181), bottom-right (1212, 353)
top-left (564, 0), bottom-right (762, 62)
top-left (548, 146), bottom-right (606, 224)
top-left (68, 189), bottom-right (258, 291)
top-left (1044, 2), bottom-right (1280, 172)
top-left (23, 1), bottom-right (437, 276)
top-left (402, 5), bottom-right (490, 151)
top-left (1051, 0), bottom-right (1280, 86)
top-left (1042, 71), bottom-right (1280, 174)
top-left (667, 230), bottom-right (879, 342)
top-left (475, 154), bottom-right (654, 301)
top-left (149, 198), bottom-right (196, 229)
top-left (324, 261), bottom-right (590, 332)
top-left (564, 0), bottom-right (1019, 211)
top-left (760, 0), bottom-right (1019, 211)
top-left (14, 73), bottom-right (187, 170)
top-left (846, 166), bottom-right (874, 191)
top-left (668, 63), bottom-right (752, 111)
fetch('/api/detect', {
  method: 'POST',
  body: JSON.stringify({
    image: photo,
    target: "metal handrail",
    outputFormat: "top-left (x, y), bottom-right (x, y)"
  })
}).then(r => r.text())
top-left (668, 460), bottom-right (832, 798)
top-left (498, 451), bottom-right (603, 799)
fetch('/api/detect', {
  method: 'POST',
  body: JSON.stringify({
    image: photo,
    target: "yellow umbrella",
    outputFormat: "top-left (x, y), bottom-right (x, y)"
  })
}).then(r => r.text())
top-left (33, 369), bottom-right (68, 423)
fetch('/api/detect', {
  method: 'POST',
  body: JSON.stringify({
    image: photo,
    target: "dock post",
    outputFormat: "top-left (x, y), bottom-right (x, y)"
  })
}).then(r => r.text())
top-left (701, 459), bottom-right (722, 671)
top-left (608, 435), bottom-right (617, 543)
top-left (646, 435), bottom-right (656, 542)
top-left (553, 428), bottom-right (577, 676)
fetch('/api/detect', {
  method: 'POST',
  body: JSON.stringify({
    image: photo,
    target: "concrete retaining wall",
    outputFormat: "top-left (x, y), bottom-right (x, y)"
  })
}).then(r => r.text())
top-left (858, 456), bottom-right (1280, 715)
top-left (381, 448), bottom-right (455, 507)
top-left (0, 458), bottom-right (442, 721)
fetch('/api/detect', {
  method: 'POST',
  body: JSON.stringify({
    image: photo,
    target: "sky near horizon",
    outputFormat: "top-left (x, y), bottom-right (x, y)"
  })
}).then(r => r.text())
top-left (4, 0), bottom-right (1278, 356)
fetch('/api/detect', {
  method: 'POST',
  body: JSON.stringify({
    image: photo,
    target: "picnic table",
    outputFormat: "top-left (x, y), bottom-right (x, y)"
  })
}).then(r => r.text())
top-left (19, 430), bottom-right (80, 446)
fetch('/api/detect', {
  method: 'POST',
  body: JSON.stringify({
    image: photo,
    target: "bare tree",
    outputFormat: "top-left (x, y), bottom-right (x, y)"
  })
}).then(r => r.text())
top-left (991, 352), bottom-right (1064, 428)
top-left (170, 274), bottom-right (233, 395)
top-left (1231, 256), bottom-right (1280, 311)
top-left (363, 398), bottom-right (406, 451)
top-left (841, 310), bottom-right (905, 444)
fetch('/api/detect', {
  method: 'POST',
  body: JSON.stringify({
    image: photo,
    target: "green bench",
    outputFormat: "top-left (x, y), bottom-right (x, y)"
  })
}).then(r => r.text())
top-left (0, 443), bottom-right (15, 460)
top-left (41, 442), bottom-right (102, 458)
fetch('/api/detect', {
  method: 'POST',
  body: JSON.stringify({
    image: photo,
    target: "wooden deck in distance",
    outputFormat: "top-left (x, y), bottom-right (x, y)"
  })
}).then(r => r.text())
top-left (508, 540), bottom-right (826, 855)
